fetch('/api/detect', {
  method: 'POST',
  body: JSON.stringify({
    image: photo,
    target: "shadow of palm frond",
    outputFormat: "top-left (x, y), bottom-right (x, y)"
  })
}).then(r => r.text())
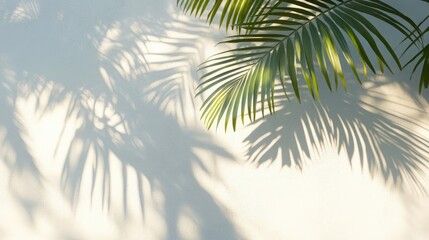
top-left (245, 78), bottom-right (429, 192)
top-left (1, 0), bottom-right (238, 239)
top-left (0, 68), bottom-right (43, 222)
top-left (55, 14), bottom-right (239, 240)
top-left (58, 81), bottom-right (237, 239)
top-left (96, 16), bottom-right (214, 125)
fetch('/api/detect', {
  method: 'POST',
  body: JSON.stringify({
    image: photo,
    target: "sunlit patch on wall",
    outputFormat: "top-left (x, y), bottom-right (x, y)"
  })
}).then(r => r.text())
top-left (7, 0), bottom-right (39, 23)
top-left (81, 93), bottom-right (129, 135)
top-left (178, 205), bottom-right (200, 240)
top-left (0, 140), bottom-right (16, 168)
top-left (99, 67), bottom-right (115, 91)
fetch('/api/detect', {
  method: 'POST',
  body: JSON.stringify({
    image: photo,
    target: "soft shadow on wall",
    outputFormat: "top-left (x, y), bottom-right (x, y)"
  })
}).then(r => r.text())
top-left (0, 68), bottom-right (44, 223)
top-left (245, 74), bottom-right (429, 193)
top-left (0, 0), bottom-right (239, 239)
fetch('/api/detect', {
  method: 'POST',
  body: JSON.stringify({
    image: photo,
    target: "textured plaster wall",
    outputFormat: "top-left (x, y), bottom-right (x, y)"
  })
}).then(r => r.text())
top-left (0, 0), bottom-right (429, 239)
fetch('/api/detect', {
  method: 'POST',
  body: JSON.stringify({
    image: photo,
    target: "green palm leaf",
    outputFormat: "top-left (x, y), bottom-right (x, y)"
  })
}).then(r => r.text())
top-left (403, 13), bottom-right (429, 93)
top-left (194, 0), bottom-right (418, 131)
top-left (177, 0), bottom-right (271, 30)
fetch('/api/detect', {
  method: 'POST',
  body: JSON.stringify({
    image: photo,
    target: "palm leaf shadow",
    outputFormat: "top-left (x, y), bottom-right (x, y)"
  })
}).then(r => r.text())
top-left (1, 0), bottom-right (239, 239)
top-left (60, 88), bottom-right (236, 239)
top-left (55, 11), bottom-right (240, 240)
top-left (245, 79), bottom-right (429, 192)
top-left (0, 71), bottom-right (43, 223)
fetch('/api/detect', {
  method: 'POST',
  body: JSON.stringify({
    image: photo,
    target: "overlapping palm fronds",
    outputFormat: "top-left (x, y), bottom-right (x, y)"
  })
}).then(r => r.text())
top-left (403, 11), bottom-right (429, 92)
top-left (178, 0), bottom-right (425, 130)
top-left (177, 0), bottom-right (270, 30)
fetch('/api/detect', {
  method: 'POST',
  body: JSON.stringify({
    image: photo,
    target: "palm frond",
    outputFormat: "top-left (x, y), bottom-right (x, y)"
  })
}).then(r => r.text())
top-left (403, 14), bottom-right (429, 93)
top-left (177, 0), bottom-right (272, 30)
top-left (196, 0), bottom-right (418, 131)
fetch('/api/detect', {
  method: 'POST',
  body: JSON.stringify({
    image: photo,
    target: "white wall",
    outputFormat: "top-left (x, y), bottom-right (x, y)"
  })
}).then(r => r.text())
top-left (1, 0), bottom-right (429, 239)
